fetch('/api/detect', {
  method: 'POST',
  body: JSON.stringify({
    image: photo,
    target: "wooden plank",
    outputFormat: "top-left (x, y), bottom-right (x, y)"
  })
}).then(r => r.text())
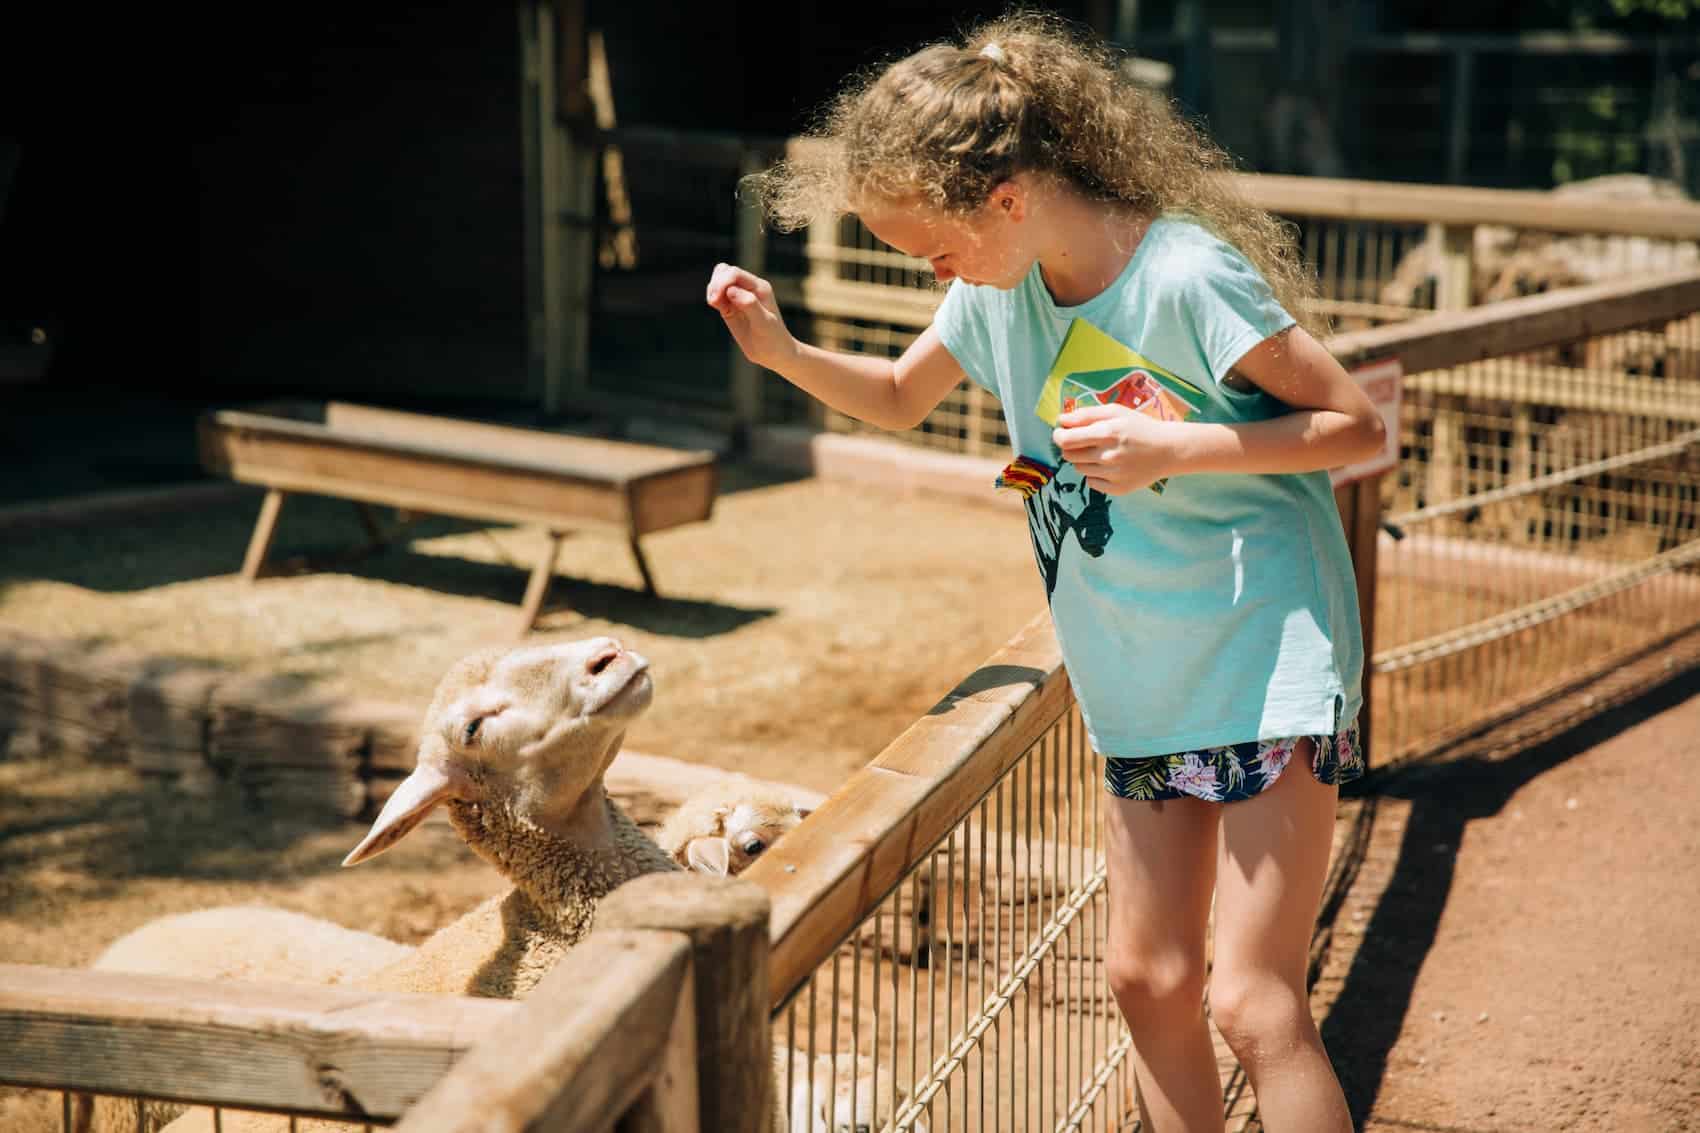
top-left (203, 409), bottom-right (719, 537)
top-left (318, 402), bottom-right (713, 481)
top-left (1325, 270), bottom-right (1700, 374)
top-left (392, 929), bottom-right (692, 1133)
top-left (1403, 361), bottom-right (1700, 421)
top-left (1228, 171), bottom-right (1700, 241)
top-left (627, 462), bottom-right (718, 535)
top-left (600, 874), bottom-right (771, 1133)
top-left (612, 963), bottom-right (700, 1133)
top-left (0, 964), bottom-right (512, 1119)
top-left (782, 136), bottom-right (1700, 240)
top-left (745, 611), bottom-right (1070, 1007)
top-left (772, 275), bottom-right (944, 330)
top-left (203, 425), bottom-right (635, 530)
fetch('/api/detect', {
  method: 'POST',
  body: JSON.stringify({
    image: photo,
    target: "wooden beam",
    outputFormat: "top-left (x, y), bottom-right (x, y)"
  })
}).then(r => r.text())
top-left (600, 874), bottom-right (772, 1133)
top-left (1405, 361), bottom-right (1700, 421)
top-left (781, 135), bottom-right (1700, 240)
top-left (1230, 172), bottom-right (1700, 240)
top-left (0, 964), bottom-right (511, 1120)
top-left (1325, 270), bottom-right (1700, 373)
top-left (516, 531), bottom-right (564, 637)
top-left (239, 488), bottom-right (286, 582)
top-left (392, 929), bottom-right (693, 1133)
top-left (199, 407), bottom-right (717, 536)
top-left (745, 611), bottom-right (1069, 1007)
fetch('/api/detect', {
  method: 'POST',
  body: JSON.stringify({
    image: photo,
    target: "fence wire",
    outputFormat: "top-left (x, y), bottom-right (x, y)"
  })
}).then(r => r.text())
top-left (1373, 311), bottom-right (1700, 760)
top-left (772, 709), bottom-right (1145, 1133)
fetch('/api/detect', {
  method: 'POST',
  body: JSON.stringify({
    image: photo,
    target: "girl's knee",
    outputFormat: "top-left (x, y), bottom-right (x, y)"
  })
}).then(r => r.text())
top-left (1207, 967), bottom-right (1311, 1053)
top-left (1106, 946), bottom-right (1207, 1025)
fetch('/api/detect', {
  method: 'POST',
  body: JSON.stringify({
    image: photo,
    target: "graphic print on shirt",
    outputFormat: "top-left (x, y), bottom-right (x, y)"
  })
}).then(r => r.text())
top-left (998, 318), bottom-right (1205, 600)
top-left (1024, 470), bottom-right (1114, 601)
top-left (1037, 318), bottom-right (1205, 495)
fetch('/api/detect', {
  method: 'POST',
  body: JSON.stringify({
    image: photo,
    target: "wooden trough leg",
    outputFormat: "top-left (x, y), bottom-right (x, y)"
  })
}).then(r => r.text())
top-left (353, 501), bottom-right (387, 549)
top-left (516, 531), bottom-right (565, 637)
top-left (630, 535), bottom-right (658, 596)
top-left (240, 488), bottom-right (287, 582)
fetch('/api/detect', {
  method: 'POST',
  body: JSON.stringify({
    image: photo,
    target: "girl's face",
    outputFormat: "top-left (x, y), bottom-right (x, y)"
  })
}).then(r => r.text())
top-left (858, 184), bottom-right (1035, 290)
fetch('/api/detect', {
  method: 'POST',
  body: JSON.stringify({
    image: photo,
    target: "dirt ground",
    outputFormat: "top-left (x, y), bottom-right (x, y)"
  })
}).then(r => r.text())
top-left (3, 452), bottom-right (1698, 1130)
top-left (1335, 665), bottom-right (1700, 1133)
top-left (0, 466), bottom-right (1044, 971)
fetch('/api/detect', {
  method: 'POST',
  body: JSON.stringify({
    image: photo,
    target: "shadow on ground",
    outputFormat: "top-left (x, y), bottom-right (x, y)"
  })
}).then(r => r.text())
top-left (1, 477), bottom-right (785, 637)
top-left (1324, 664), bottom-right (1700, 1125)
top-left (0, 752), bottom-right (363, 918)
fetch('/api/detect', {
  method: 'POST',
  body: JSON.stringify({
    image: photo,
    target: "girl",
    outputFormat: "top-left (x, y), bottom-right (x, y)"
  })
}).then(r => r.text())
top-left (706, 13), bottom-right (1380, 1132)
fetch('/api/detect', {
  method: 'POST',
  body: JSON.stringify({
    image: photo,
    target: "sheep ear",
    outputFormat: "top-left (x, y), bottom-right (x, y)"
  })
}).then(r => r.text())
top-left (344, 757), bottom-right (466, 867)
top-left (684, 836), bottom-right (731, 877)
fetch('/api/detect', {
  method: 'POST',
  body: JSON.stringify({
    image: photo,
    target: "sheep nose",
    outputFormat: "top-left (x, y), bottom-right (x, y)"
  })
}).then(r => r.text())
top-left (585, 639), bottom-right (624, 676)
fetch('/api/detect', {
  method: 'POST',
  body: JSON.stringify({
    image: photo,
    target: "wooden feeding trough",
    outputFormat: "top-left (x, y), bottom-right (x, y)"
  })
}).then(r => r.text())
top-left (198, 401), bottom-right (719, 634)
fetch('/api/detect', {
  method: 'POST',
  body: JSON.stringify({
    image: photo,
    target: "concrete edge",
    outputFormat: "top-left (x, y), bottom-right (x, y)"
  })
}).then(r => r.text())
top-left (0, 482), bottom-right (260, 534)
top-left (750, 424), bottom-right (1024, 515)
top-left (0, 627), bottom-right (822, 825)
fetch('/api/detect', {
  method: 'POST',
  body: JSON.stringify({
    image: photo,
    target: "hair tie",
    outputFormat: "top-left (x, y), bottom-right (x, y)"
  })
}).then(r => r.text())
top-left (979, 42), bottom-right (1007, 64)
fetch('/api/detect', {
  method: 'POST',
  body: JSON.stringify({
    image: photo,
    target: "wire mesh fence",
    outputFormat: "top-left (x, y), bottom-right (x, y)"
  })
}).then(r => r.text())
top-left (1370, 307), bottom-right (1700, 761)
top-left (770, 708), bottom-right (1133, 1132)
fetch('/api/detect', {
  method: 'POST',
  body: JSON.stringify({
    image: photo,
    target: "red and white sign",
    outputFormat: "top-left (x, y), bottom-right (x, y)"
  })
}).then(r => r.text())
top-left (1330, 356), bottom-right (1402, 487)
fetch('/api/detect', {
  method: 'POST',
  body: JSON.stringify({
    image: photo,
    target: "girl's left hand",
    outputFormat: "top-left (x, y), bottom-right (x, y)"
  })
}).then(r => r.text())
top-left (1052, 404), bottom-right (1183, 495)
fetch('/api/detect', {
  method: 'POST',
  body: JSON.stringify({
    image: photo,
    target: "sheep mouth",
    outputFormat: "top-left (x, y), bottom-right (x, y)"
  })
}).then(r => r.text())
top-left (586, 655), bottom-right (652, 717)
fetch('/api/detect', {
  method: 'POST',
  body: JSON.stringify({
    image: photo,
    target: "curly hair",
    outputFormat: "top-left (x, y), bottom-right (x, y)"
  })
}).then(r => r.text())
top-left (750, 10), bottom-right (1323, 336)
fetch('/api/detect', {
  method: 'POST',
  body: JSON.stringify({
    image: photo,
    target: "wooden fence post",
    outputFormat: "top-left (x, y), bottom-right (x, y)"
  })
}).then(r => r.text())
top-left (731, 150), bottom-right (768, 440)
top-left (600, 873), bottom-right (774, 1133)
top-left (1429, 221), bottom-right (1474, 311)
top-left (1335, 476), bottom-right (1383, 765)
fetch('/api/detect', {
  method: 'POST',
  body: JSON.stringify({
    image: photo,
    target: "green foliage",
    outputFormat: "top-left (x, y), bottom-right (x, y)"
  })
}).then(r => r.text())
top-left (1604, 0), bottom-right (1697, 19)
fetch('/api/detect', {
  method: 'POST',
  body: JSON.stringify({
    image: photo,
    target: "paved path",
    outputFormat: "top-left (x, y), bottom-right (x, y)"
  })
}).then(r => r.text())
top-left (1308, 658), bottom-right (1700, 1133)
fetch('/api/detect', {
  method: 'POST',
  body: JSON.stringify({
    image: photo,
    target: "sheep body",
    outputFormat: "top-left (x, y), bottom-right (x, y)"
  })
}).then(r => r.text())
top-left (92, 907), bottom-right (413, 985)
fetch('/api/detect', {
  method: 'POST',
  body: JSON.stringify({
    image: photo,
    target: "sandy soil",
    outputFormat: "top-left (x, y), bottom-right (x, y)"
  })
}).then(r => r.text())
top-left (0, 468), bottom-right (1044, 969)
top-left (1342, 668), bottom-right (1700, 1133)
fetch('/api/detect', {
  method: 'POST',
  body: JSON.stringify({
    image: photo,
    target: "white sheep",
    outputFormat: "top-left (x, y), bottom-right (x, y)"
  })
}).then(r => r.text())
top-left (780, 1048), bottom-right (930, 1133)
top-left (657, 775), bottom-right (811, 876)
top-left (111, 636), bottom-right (676, 1133)
top-left (90, 906), bottom-right (414, 985)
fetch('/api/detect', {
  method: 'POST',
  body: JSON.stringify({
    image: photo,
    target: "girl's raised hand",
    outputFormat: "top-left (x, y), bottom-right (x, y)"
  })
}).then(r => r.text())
top-left (706, 262), bottom-right (797, 374)
top-left (1052, 403), bottom-right (1183, 495)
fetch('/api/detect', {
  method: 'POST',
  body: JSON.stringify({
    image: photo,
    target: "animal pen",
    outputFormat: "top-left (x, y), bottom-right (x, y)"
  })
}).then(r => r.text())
top-left (3, 252), bottom-right (1697, 1128)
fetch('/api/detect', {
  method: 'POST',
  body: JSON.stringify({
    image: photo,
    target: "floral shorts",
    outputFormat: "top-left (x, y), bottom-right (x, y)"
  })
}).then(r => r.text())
top-left (1103, 717), bottom-right (1364, 803)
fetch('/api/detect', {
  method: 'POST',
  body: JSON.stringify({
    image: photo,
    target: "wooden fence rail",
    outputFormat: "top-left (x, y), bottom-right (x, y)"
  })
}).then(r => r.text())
top-left (0, 875), bottom-right (772, 1133)
top-left (0, 965), bottom-right (512, 1121)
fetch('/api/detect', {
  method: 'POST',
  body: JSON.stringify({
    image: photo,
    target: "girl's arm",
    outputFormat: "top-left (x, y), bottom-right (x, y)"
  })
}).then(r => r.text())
top-left (1054, 326), bottom-right (1386, 494)
top-left (706, 262), bottom-right (966, 431)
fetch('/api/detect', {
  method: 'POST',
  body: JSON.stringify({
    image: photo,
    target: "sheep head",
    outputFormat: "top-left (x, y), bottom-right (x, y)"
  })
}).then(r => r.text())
top-left (344, 636), bottom-right (653, 867)
top-left (659, 779), bottom-right (809, 877)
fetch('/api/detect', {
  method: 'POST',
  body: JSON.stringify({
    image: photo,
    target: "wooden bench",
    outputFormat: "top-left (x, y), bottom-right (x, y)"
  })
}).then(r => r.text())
top-left (198, 401), bottom-right (718, 634)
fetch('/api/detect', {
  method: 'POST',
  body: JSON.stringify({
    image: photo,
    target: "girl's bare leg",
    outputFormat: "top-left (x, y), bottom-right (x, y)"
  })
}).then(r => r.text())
top-left (1212, 744), bottom-right (1353, 1132)
top-left (1103, 793), bottom-right (1225, 1133)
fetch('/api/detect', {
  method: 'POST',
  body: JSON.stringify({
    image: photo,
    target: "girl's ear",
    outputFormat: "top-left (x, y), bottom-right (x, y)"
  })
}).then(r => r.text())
top-left (987, 179), bottom-right (1027, 222)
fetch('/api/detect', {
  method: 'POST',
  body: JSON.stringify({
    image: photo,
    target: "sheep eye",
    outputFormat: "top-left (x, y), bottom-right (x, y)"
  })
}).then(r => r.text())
top-left (463, 717), bottom-right (483, 744)
top-left (738, 836), bottom-right (766, 856)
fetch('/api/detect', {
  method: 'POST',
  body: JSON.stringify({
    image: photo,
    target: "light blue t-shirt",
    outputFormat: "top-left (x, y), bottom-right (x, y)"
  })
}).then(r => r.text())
top-left (934, 215), bottom-right (1364, 757)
